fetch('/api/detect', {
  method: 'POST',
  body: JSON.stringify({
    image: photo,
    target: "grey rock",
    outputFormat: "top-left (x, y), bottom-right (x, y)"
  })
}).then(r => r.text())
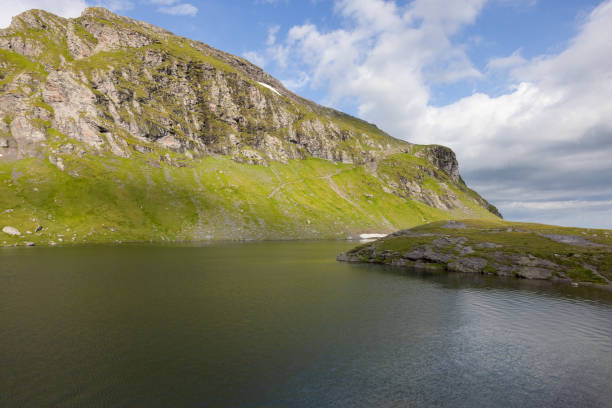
top-left (476, 242), bottom-right (502, 249)
top-left (433, 236), bottom-right (468, 248)
top-left (459, 246), bottom-right (475, 255)
top-left (518, 256), bottom-right (559, 269)
top-left (24, 241), bottom-right (35, 246)
top-left (448, 257), bottom-right (488, 273)
top-left (442, 221), bottom-right (467, 229)
top-left (2, 226), bottom-right (21, 236)
top-left (413, 260), bottom-right (443, 271)
top-left (517, 267), bottom-right (553, 280)
top-left (540, 234), bottom-right (605, 247)
top-left (492, 265), bottom-right (517, 277)
top-left (401, 244), bottom-right (455, 264)
top-left (416, 145), bottom-right (460, 183)
top-left (423, 249), bottom-right (454, 263)
top-left (337, 252), bottom-right (360, 263)
top-left (403, 247), bottom-right (427, 260)
top-left (390, 258), bottom-right (408, 267)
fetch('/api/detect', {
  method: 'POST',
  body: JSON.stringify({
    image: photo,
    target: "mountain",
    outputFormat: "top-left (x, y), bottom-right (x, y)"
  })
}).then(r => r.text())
top-left (0, 8), bottom-right (500, 245)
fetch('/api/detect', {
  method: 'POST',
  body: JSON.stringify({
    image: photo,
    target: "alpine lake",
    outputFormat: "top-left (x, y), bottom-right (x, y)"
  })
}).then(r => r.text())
top-left (2, 241), bottom-right (612, 407)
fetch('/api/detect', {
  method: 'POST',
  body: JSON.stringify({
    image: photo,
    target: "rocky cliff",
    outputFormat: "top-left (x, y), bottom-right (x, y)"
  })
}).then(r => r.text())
top-left (0, 8), bottom-right (500, 245)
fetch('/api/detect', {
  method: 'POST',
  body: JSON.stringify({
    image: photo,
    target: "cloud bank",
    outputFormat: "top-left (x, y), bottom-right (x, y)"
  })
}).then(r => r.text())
top-left (253, 0), bottom-right (612, 228)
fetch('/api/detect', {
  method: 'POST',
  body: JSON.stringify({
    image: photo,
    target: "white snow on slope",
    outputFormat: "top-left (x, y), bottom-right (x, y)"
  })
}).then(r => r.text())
top-left (257, 81), bottom-right (281, 96)
top-left (359, 233), bottom-right (387, 239)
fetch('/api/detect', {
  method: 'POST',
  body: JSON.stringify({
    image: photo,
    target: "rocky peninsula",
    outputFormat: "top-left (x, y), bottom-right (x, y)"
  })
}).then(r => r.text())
top-left (338, 220), bottom-right (612, 288)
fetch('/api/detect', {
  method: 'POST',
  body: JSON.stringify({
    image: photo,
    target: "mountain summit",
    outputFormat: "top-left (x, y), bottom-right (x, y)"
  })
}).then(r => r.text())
top-left (0, 8), bottom-right (500, 244)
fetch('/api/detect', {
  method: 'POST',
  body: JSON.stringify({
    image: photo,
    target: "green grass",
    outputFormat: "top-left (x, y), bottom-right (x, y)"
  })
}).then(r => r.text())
top-left (0, 49), bottom-right (47, 88)
top-left (346, 219), bottom-right (612, 286)
top-left (72, 23), bottom-right (98, 45)
top-left (566, 267), bottom-right (608, 284)
top-left (0, 150), bottom-right (497, 246)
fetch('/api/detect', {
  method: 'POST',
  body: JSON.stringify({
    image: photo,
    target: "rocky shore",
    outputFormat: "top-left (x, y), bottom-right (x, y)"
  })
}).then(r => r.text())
top-left (338, 220), bottom-right (612, 287)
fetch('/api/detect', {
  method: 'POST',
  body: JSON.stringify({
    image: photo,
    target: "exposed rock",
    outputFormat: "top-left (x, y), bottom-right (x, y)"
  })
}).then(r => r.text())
top-left (459, 246), bottom-right (475, 255)
top-left (339, 221), bottom-right (612, 287)
top-left (413, 260), bottom-right (443, 271)
top-left (402, 246), bottom-right (454, 263)
top-left (336, 252), bottom-right (361, 263)
top-left (517, 267), bottom-right (553, 280)
top-left (403, 247), bottom-right (427, 260)
top-left (43, 71), bottom-right (105, 148)
top-left (476, 242), bottom-right (502, 249)
top-left (540, 234), bottom-right (605, 247)
top-left (24, 241), bottom-right (35, 246)
top-left (433, 236), bottom-right (467, 247)
top-left (2, 226), bottom-right (21, 236)
top-left (416, 145), bottom-right (460, 183)
top-left (518, 255), bottom-right (559, 269)
top-left (10, 116), bottom-right (46, 154)
top-left (448, 257), bottom-right (488, 274)
top-left (442, 221), bottom-right (467, 229)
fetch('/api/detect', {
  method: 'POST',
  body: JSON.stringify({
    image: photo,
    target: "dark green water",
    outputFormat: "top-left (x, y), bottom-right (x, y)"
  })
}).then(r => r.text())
top-left (2, 241), bottom-right (612, 407)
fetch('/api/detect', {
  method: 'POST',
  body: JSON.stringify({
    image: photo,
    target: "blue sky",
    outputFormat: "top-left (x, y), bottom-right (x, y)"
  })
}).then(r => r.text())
top-left (4, 0), bottom-right (612, 229)
top-left (110, 0), bottom-right (604, 107)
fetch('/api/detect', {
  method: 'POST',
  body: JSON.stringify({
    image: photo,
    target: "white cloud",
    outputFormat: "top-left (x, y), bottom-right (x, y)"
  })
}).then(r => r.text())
top-left (0, 0), bottom-right (88, 28)
top-left (243, 51), bottom-right (266, 67)
top-left (487, 49), bottom-right (526, 71)
top-left (281, 71), bottom-right (310, 90)
top-left (267, 25), bottom-right (280, 46)
top-left (503, 200), bottom-right (612, 211)
top-left (157, 3), bottom-right (197, 16)
top-left (93, 0), bottom-right (134, 12)
top-left (261, 0), bottom-right (612, 227)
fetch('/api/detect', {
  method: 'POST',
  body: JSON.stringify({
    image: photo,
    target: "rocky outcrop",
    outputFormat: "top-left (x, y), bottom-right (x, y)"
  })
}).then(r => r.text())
top-left (338, 221), bottom-right (612, 287)
top-left (416, 145), bottom-right (460, 183)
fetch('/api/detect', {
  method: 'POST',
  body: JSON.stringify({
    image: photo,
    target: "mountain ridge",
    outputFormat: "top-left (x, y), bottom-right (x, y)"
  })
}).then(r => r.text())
top-left (0, 7), bottom-right (500, 245)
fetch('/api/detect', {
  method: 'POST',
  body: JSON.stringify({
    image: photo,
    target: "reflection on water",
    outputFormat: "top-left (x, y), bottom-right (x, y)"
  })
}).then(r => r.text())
top-left (1, 241), bottom-right (612, 408)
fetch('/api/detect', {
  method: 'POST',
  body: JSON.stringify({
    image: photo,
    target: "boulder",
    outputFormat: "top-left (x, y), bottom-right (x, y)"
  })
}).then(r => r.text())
top-left (2, 226), bottom-right (21, 236)
top-left (517, 267), bottom-right (553, 280)
top-left (476, 242), bottom-right (502, 249)
top-left (448, 257), bottom-right (488, 273)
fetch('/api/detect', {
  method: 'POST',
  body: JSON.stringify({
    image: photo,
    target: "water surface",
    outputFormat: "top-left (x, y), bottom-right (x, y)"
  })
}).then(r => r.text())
top-left (2, 241), bottom-right (612, 407)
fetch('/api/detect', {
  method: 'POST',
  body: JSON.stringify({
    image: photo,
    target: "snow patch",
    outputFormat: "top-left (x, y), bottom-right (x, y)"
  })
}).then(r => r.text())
top-left (257, 81), bottom-right (281, 96)
top-left (359, 233), bottom-right (387, 239)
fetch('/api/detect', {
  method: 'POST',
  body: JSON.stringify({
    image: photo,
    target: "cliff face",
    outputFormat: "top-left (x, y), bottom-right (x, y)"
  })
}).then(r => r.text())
top-left (0, 8), bottom-right (500, 245)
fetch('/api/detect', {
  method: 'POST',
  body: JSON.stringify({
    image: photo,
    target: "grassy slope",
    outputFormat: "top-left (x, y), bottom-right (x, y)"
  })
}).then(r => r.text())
top-left (343, 220), bottom-right (612, 286)
top-left (0, 153), bottom-right (500, 246)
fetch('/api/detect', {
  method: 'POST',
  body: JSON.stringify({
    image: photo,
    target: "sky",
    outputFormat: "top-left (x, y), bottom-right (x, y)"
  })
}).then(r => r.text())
top-left (3, 0), bottom-right (612, 229)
